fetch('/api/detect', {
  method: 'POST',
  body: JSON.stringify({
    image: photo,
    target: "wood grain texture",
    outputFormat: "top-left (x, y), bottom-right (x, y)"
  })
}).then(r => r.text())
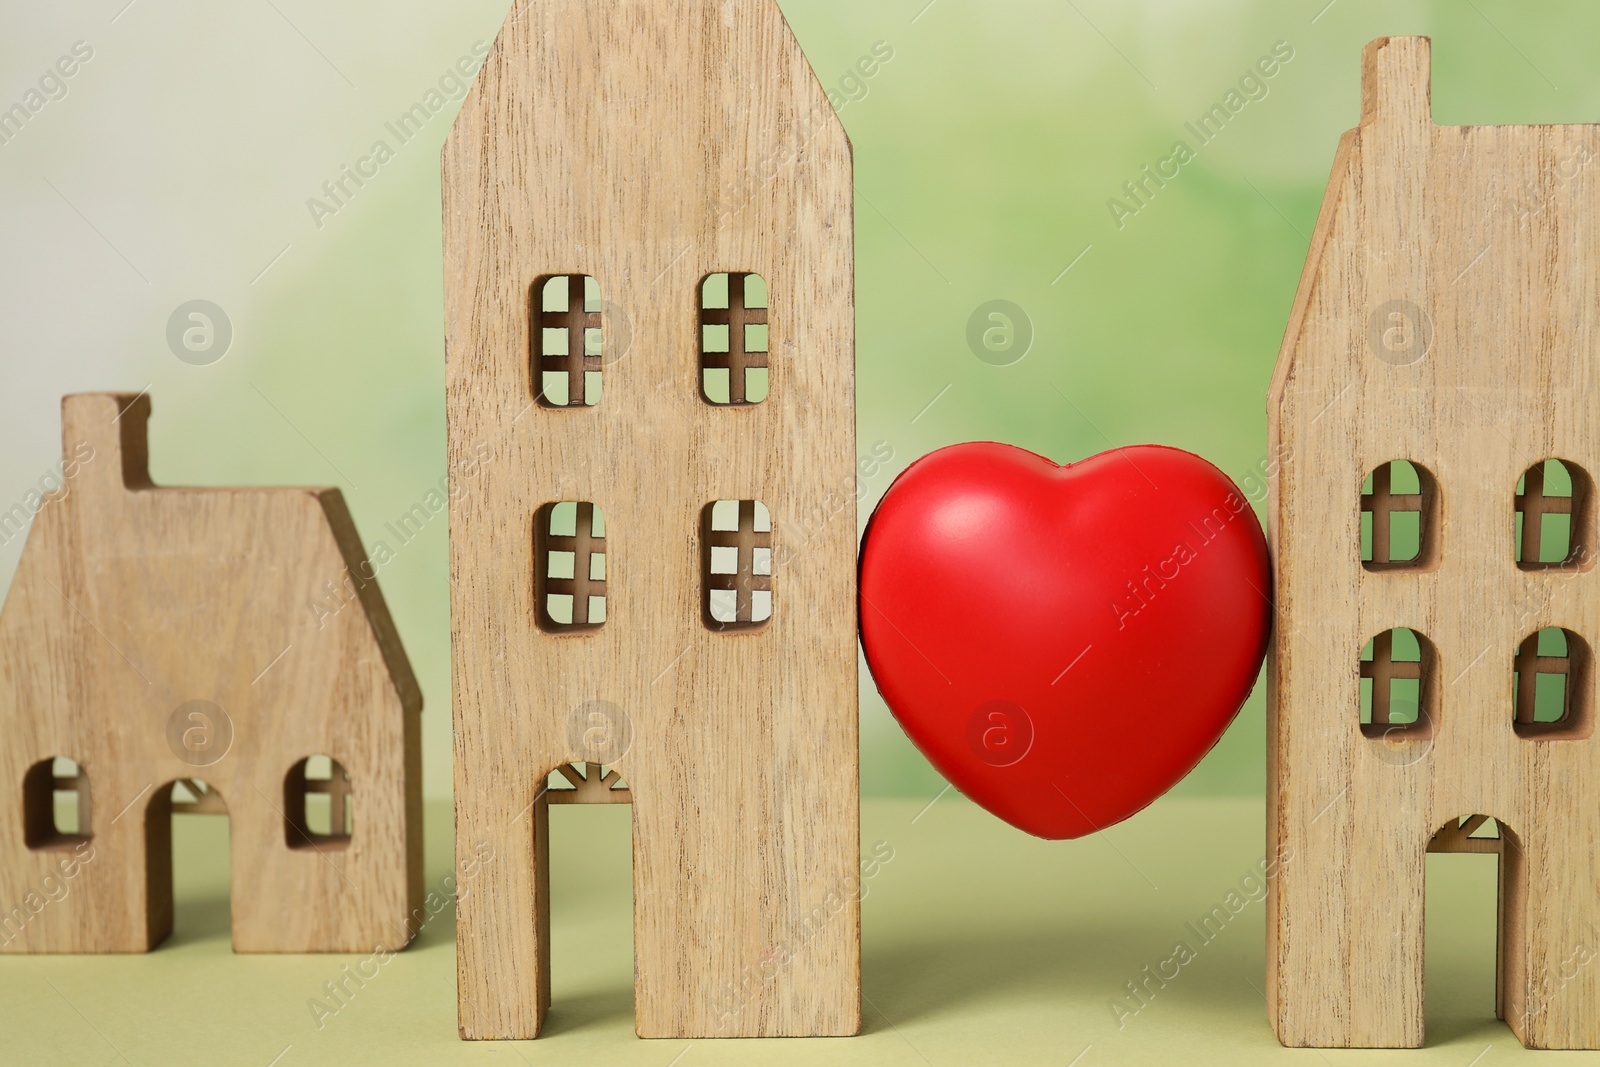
top-left (0, 393), bottom-right (423, 954)
top-left (442, 0), bottom-right (859, 1042)
top-left (1268, 37), bottom-right (1600, 1050)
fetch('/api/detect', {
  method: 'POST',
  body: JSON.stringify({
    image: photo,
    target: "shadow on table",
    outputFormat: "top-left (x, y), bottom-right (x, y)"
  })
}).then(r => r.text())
top-left (862, 922), bottom-right (1218, 1028)
top-left (163, 890), bottom-right (232, 950)
top-left (865, 925), bottom-right (1521, 1053)
top-left (541, 987), bottom-right (637, 1038)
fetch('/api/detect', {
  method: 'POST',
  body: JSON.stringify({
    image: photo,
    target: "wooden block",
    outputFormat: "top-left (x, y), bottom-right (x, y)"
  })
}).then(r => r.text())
top-left (1269, 36), bottom-right (1600, 1050)
top-left (0, 393), bottom-right (423, 954)
top-left (442, 0), bottom-right (860, 1041)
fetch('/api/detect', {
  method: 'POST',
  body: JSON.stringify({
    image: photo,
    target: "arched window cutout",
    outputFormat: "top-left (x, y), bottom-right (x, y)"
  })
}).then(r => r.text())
top-left (534, 274), bottom-right (604, 408)
top-left (703, 500), bottom-right (773, 631)
top-left (1513, 628), bottom-right (1593, 740)
top-left (23, 757), bottom-right (91, 849)
top-left (536, 501), bottom-right (607, 633)
top-left (700, 273), bottom-right (769, 405)
top-left (285, 755), bottom-right (352, 849)
top-left (1361, 461), bottom-right (1439, 571)
top-left (1516, 460), bottom-right (1593, 570)
top-left (1360, 628), bottom-right (1435, 738)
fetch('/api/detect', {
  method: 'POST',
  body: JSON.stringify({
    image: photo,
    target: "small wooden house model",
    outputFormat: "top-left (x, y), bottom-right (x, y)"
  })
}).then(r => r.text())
top-left (0, 393), bottom-right (422, 954)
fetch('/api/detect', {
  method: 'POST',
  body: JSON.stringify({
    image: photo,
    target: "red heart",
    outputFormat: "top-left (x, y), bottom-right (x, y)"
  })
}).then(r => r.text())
top-left (859, 442), bottom-right (1271, 839)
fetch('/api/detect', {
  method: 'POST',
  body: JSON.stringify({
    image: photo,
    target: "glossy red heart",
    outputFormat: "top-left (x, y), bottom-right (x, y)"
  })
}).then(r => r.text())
top-left (859, 442), bottom-right (1271, 839)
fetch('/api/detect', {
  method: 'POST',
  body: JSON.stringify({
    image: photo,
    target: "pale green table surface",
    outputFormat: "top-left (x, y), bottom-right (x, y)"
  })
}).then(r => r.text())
top-left (2, 797), bottom-right (1589, 1065)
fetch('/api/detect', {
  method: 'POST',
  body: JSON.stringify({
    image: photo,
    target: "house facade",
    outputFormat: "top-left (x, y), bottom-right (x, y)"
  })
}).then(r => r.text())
top-left (0, 393), bottom-right (423, 954)
top-left (443, 0), bottom-right (860, 1041)
top-left (1268, 38), bottom-right (1600, 1049)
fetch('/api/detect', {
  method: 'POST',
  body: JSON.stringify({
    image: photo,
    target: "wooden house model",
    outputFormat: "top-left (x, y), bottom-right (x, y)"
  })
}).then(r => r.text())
top-left (1268, 37), bottom-right (1600, 1049)
top-left (0, 393), bottom-right (422, 954)
top-left (442, 0), bottom-right (860, 1041)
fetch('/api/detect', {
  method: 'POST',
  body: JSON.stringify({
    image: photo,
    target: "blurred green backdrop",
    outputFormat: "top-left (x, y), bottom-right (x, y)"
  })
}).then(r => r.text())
top-left (0, 0), bottom-right (1592, 802)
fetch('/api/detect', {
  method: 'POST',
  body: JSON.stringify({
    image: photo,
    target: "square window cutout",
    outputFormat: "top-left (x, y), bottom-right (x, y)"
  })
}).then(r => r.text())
top-left (536, 502), bottom-right (608, 632)
top-left (700, 273), bottom-right (770, 406)
top-left (702, 499), bottom-right (772, 630)
top-left (535, 275), bottom-right (605, 408)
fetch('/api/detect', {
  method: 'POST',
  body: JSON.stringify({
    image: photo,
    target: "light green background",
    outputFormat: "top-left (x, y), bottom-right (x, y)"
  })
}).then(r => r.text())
top-left (0, 0), bottom-right (1592, 801)
top-left (3, 0), bottom-right (1598, 1061)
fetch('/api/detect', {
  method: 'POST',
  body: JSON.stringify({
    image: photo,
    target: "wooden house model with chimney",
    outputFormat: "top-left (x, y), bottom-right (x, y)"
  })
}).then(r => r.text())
top-left (0, 393), bottom-right (423, 955)
top-left (1268, 37), bottom-right (1600, 1050)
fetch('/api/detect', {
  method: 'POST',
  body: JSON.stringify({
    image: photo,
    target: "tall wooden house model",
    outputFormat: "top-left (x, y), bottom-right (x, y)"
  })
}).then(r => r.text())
top-left (1268, 38), bottom-right (1600, 1050)
top-left (443, 0), bottom-right (860, 1041)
